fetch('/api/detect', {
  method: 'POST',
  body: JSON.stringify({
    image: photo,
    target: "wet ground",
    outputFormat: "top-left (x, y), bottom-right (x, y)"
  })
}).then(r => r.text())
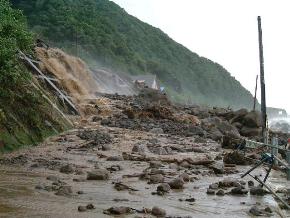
top-left (0, 94), bottom-right (290, 218)
top-left (0, 124), bottom-right (289, 218)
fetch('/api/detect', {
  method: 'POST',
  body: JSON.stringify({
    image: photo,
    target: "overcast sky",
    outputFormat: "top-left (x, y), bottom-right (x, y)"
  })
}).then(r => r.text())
top-left (111, 0), bottom-right (290, 113)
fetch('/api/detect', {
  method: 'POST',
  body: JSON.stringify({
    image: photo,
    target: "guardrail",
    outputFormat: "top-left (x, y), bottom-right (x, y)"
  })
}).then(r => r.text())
top-left (245, 139), bottom-right (290, 180)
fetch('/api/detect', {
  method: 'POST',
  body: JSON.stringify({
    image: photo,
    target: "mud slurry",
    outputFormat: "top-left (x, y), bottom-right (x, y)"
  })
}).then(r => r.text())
top-left (0, 95), bottom-right (289, 218)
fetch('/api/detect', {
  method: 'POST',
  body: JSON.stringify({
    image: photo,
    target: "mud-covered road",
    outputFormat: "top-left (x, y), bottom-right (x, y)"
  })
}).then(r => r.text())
top-left (0, 91), bottom-right (289, 217)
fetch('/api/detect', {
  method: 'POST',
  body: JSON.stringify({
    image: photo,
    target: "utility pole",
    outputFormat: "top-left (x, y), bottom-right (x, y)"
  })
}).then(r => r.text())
top-left (253, 75), bottom-right (258, 111)
top-left (257, 16), bottom-right (267, 142)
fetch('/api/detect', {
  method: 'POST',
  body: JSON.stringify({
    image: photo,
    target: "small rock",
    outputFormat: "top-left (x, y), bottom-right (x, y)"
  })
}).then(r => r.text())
top-left (209, 183), bottom-right (219, 190)
top-left (78, 206), bottom-right (87, 212)
top-left (107, 156), bottom-right (124, 161)
top-left (86, 204), bottom-right (95, 210)
top-left (87, 169), bottom-right (109, 180)
top-left (151, 206), bottom-right (166, 217)
top-left (250, 187), bottom-right (267, 196)
top-left (230, 187), bottom-right (248, 195)
top-left (169, 163), bottom-right (179, 170)
top-left (102, 144), bottom-right (112, 151)
top-left (150, 128), bottom-right (164, 134)
top-left (207, 189), bottom-right (215, 195)
top-left (132, 143), bottom-right (148, 154)
top-left (35, 184), bottom-right (44, 190)
top-left (151, 147), bottom-right (168, 155)
top-left (185, 197), bottom-right (196, 202)
top-left (77, 191), bottom-right (84, 195)
top-left (47, 175), bottom-right (59, 182)
top-left (248, 180), bottom-right (254, 187)
top-left (59, 164), bottom-right (74, 174)
top-left (107, 165), bottom-right (123, 172)
top-left (210, 162), bottom-right (224, 174)
top-left (149, 174), bottom-right (164, 184)
top-left (216, 190), bottom-right (225, 196)
top-left (178, 173), bottom-right (190, 182)
top-left (104, 206), bottom-right (132, 215)
top-left (264, 206), bottom-right (272, 213)
top-left (73, 177), bottom-right (86, 182)
top-left (179, 161), bottom-right (190, 168)
top-left (157, 183), bottom-right (171, 193)
top-left (249, 206), bottom-right (263, 216)
top-left (168, 178), bottom-right (184, 189)
top-left (150, 161), bottom-right (163, 169)
top-left (55, 186), bottom-right (73, 196)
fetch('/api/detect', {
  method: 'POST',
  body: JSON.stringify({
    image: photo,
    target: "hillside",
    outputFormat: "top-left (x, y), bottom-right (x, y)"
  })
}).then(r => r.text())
top-left (12, 0), bottom-right (255, 109)
top-left (0, 0), bottom-right (69, 151)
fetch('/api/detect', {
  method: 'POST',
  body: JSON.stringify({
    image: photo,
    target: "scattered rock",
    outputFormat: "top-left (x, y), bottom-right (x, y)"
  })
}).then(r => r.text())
top-left (185, 197), bottom-right (196, 202)
top-left (149, 174), bottom-right (164, 184)
top-left (150, 128), bottom-right (164, 134)
top-left (157, 183), bottom-right (171, 193)
top-left (86, 204), bottom-right (95, 210)
top-left (249, 206), bottom-right (265, 216)
top-left (209, 162), bottom-right (224, 174)
top-left (178, 173), bottom-right (190, 182)
top-left (169, 163), bottom-right (179, 170)
top-left (107, 165), bottom-right (122, 172)
top-left (216, 190), bottom-right (225, 196)
top-left (152, 206), bottom-right (166, 217)
top-left (150, 161), bottom-right (163, 168)
top-left (102, 144), bottom-right (112, 151)
top-left (104, 207), bottom-right (132, 215)
top-left (107, 156), bottom-right (124, 161)
top-left (209, 183), bottom-right (219, 190)
top-left (78, 206), bottom-right (87, 212)
top-left (87, 169), bottom-right (109, 180)
top-left (250, 187), bottom-right (267, 196)
top-left (264, 206), bottom-right (272, 213)
top-left (230, 187), bottom-right (248, 195)
top-left (35, 184), bottom-right (45, 190)
top-left (114, 182), bottom-right (138, 191)
top-left (47, 175), bottom-right (59, 182)
top-left (206, 189), bottom-right (215, 195)
top-left (55, 185), bottom-right (73, 196)
top-left (59, 164), bottom-right (74, 174)
top-left (168, 178), bottom-right (184, 189)
top-left (248, 180), bottom-right (254, 187)
top-left (132, 143), bottom-right (148, 154)
top-left (224, 151), bottom-right (249, 165)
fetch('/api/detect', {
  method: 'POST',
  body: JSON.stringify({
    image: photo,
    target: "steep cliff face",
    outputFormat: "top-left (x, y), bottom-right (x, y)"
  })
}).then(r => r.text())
top-left (12, 0), bottom-right (255, 109)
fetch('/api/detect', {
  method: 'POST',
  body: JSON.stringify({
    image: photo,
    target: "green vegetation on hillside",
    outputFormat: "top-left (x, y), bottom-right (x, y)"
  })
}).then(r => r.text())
top-left (12, 0), bottom-right (255, 109)
top-left (0, 0), bottom-right (68, 151)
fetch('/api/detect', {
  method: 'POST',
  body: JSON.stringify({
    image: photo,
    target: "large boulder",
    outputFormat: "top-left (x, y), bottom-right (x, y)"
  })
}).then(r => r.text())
top-left (217, 121), bottom-right (240, 137)
top-left (243, 111), bottom-right (262, 128)
top-left (230, 109), bottom-right (248, 124)
top-left (240, 126), bottom-right (261, 137)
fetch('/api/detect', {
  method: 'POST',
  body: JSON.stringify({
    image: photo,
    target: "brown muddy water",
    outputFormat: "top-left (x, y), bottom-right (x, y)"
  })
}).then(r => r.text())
top-left (0, 162), bottom-right (289, 218)
top-left (0, 126), bottom-right (289, 218)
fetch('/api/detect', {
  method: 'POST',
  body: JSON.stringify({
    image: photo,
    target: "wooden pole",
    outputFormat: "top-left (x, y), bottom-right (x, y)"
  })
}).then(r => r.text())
top-left (253, 75), bottom-right (258, 111)
top-left (258, 16), bottom-right (267, 142)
